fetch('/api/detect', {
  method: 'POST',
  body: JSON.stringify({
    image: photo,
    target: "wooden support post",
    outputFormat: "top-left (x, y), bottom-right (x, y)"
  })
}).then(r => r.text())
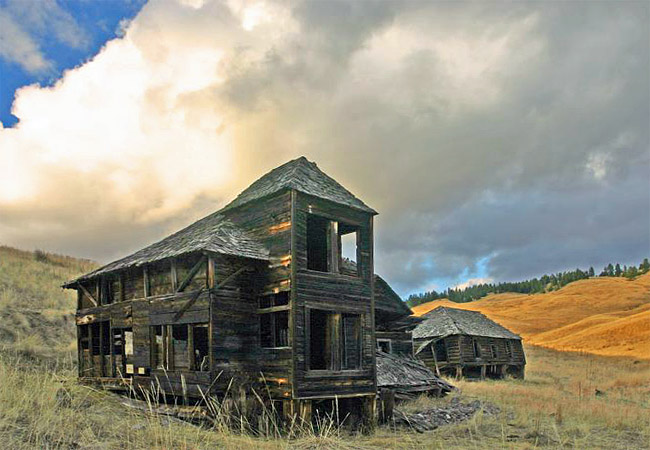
top-left (431, 343), bottom-right (441, 377)
top-left (379, 390), bottom-right (395, 423)
top-left (207, 256), bottom-right (215, 289)
top-left (480, 365), bottom-right (487, 380)
top-left (143, 266), bottom-right (150, 298)
top-left (296, 400), bottom-right (311, 425)
top-left (171, 260), bottom-right (178, 291)
top-left (456, 365), bottom-right (463, 379)
top-left (328, 221), bottom-right (339, 273)
top-left (361, 395), bottom-right (377, 432)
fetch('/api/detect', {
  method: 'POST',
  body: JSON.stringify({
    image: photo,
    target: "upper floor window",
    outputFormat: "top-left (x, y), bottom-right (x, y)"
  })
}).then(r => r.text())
top-left (306, 215), bottom-right (359, 276)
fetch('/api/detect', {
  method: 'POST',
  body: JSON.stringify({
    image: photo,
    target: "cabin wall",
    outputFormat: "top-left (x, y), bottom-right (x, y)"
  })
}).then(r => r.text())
top-left (458, 335), bottom-right (525, 365)
top-left (292, 192), bottom-right (375, 399)
top-left (375, 331), bottom-right (413, 356)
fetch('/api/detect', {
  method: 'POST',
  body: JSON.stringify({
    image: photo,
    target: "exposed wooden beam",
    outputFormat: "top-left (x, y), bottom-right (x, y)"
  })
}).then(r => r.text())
top-left (176, 256), bottom-right (207, 293)
top-left (173, 265), bottom-right (250, 322)
top-left (78, 283), bottom-right (98, 307)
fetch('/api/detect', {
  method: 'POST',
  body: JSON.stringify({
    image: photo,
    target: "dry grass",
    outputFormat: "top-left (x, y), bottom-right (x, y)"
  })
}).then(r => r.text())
top-left (1, 246), bottom-right (648, 448)
top-left (1, 345), bottom-right (647, 449)
top-left (411, 273), bottom-right (650, 359)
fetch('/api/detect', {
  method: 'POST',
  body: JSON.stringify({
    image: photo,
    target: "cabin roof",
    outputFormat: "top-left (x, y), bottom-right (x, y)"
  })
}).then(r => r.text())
top-left (222, 156), bottom-right (377, 214)
top-left (412, 306), bottom-right (521, 340)
top-left (63, 213), bottom-right (269, 286)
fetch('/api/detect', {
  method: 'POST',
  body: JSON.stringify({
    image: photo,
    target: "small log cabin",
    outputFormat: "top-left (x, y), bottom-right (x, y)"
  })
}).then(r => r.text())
top-left (64, 156), bottom-right (390, 424)
top-left (413, 307), bottom-right (525, 379)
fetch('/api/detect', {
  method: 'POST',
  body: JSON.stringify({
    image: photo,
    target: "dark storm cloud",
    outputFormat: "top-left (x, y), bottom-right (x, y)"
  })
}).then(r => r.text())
top-left (1, 0), bottom-right (647, 297)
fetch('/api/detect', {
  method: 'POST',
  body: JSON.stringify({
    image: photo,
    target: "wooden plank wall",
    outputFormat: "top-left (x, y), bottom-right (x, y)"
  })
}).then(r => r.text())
top-left (375, 331), bottom-right (413, 356)
top-left (414, 335), bottom-right (526, 369)
top-left (292, 192), bottom-right (376, 399)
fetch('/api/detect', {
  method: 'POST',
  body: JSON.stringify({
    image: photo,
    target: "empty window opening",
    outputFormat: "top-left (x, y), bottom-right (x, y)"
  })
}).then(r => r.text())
top-left (258, 291), bottom-right (289, 309)
top-left (192, 324), bottom-right (210, 371)
top-left (309, 309), bottom-right (362, 371)
top-left (377, 339), bottom-right (392, 354)
top-left (151, 323), bottom-right (209, 371)
top-left (151, 325), bottom-right (166, 369)
top-left (90, 323), bottom-right (101, 356)
top-left (307, 215), bottom-right (330, 272)
top-left (472, 339), bottom-right (482, 359)
top-left (260, 310), bottom-right (289, 348)
top-left (505, 340), bottom-right (514, 358)
top-left (171, 324), bottom-right (190, 370)
top-left (106, 277), bottom-right (121, 303)
top-left (259, 292), bottom-right (290, 348)
top-left (434, 339), bottom-right (448, 361)
top-left (339, 222), bottom-right (359, 272)
top-left (490, 344), bottom-right (498, 359)
top-left (100, 322), bottom-right (110, 356)
top-left (309, 310), bottom-right (329, 369)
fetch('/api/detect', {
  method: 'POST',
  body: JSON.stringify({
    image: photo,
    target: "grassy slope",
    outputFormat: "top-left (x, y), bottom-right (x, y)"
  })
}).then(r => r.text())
top-left (1, 245), bottom-right (648, 448)
top-left (411, 273), bottom-right (650, 359)
top-left (0, 246), bottom-right (98, 358)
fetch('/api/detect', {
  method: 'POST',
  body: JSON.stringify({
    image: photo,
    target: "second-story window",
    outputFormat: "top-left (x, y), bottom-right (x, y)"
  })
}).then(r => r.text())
top-left (306, 214), bottom-right (359, 276)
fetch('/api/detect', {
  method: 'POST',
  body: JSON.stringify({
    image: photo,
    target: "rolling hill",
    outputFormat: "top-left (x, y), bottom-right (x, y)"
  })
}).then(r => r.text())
top-left (0, 246), bottom-right (98, 358)
top-left (411, 272), bottom-right (650, 359)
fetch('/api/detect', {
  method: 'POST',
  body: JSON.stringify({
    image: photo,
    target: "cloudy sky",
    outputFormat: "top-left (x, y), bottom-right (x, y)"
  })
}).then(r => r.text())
top-left (0, 0), bottom-right (648, 297)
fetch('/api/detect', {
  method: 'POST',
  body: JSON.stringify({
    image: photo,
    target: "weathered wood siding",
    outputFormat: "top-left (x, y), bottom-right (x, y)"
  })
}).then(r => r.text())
top-left (415, 334), bottom-right (525, 372)
top-left (375, 331), bottom-right (413, 356)
top-left (292, 192), bottom-right (375, 399)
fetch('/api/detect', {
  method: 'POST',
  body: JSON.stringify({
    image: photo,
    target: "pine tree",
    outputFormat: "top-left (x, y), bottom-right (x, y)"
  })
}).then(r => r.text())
top-left (588, 266), bottom-right (595, 277)
top-left (640, 258), bottom-right (650, 273)
top-left (615, 263), bottom-right (622, 276)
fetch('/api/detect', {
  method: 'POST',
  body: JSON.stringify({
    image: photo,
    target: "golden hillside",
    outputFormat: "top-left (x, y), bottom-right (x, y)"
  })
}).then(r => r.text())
top-left (411, 273), bottom-right (650, 359)
top-left (0, 246), bottom-right (98, 358)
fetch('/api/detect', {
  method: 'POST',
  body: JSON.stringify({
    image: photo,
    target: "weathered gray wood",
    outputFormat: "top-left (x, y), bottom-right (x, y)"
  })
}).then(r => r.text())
top-left (176, 256), bottom-right (206, 293)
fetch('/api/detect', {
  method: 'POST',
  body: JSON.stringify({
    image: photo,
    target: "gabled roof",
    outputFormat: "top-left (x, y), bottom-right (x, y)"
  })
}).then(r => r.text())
top-left (222, 156), bottom-right (377, 214)
top-left (63, 213), bottom-right (269, 286)
top-left (374, 274), bottom-right (414, 318)
top-left (412, 306), bottom-right (521, 340)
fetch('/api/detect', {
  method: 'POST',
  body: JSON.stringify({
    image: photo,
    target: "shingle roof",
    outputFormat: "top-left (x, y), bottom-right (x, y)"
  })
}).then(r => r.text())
top-left (64, 156), bottom-right (374, 287)
top-left (413, 307), bottom-right (521, 340)
top-left (376, 351), bottom-right (454, 393)
top-left (63, 213), bottom-right (269, 286)
top-left (222, 156), bottom-right (377, 214)
top-left (374, 274), bottom-right (414, 317)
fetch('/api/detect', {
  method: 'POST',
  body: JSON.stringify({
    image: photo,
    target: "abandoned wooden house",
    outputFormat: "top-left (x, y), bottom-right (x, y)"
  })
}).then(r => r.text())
top-left (64, 156), bottom-right (426, 424)
top-left (373, 273), bottom-right (422, 357)
top-left (413, 307), bottom-right (525, 379)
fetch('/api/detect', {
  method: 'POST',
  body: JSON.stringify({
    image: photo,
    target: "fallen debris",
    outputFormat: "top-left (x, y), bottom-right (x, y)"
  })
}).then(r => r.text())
top-left (391, 397), bottom-right (500, 433)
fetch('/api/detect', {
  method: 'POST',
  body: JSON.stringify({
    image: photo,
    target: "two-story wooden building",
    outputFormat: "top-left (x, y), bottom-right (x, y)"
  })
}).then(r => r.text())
top-left (64, 156), bottom-right (383, 423)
